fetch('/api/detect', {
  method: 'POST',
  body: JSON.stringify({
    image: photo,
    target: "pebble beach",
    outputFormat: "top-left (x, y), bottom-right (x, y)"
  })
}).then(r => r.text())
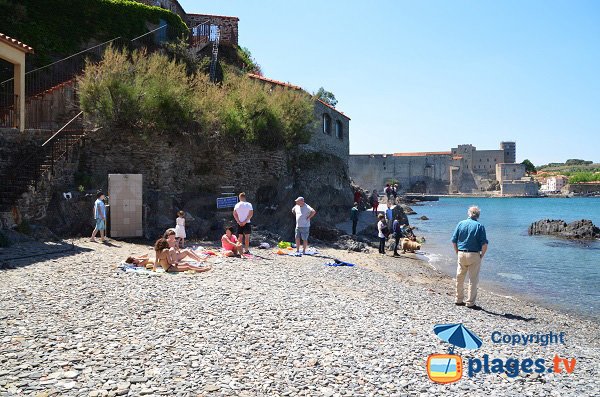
top-left (0, 239), bottom-right (598, 396)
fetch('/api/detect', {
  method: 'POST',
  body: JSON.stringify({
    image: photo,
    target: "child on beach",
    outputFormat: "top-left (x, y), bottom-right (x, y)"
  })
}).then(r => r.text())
top-left (377, 214), bottom-right (388, 254)
top-left (221, 226), bottom-right (243, 257)
top-left (175, 211), bottom-right (186, 248)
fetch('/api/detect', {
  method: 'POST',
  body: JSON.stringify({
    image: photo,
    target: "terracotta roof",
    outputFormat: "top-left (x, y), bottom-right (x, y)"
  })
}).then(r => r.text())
top-left (248, 74), bottom-right (302, 90)
top-left (393, 151), bottom-right (452, 157)
top-left (452, 156), bottom-right (463, 160)
top-left (248, 74), bottom-right (351, 120)
top-left (0, 33), bottom-right (34, 54)
top-left (187, 13), bottom-right (239, 20)
top-left (316, 99), bottom-right (350, 120)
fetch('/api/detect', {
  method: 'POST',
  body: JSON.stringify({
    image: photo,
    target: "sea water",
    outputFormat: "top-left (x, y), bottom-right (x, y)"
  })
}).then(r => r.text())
top-left (410, 197), bottom-right (600, 319)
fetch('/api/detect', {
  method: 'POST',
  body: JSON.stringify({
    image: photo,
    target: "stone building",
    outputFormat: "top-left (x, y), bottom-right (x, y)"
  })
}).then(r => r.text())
top-left (496, 163), bottom-right (526, 183)
top-left (135, 0), bottom-right (239, 46)
top-left (248, 74), bottom-right (350, 165)
top-left (349, 142), bottom-right (517, 194)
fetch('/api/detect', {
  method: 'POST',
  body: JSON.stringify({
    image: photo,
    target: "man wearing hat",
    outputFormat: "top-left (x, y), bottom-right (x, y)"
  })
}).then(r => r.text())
top-left (291, 196), bottom-right (317, 254)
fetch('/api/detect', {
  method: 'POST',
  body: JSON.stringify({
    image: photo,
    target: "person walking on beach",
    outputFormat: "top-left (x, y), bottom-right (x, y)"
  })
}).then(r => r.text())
top-left (350, 202), bottom-right (359, 235)
top-left (451, 206), bottom-right (489, 310)
top-left (292, 196), bottom-right (316, 254)
top-left (233, 192), bottom-right (253, 254)
top-left (369, 190), bottom-right (379, 218)
top-left (90, 191), bottom-right (107, 243)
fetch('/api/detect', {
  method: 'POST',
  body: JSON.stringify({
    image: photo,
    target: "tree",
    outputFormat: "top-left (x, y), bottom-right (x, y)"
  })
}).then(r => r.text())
top-left (316, 87), bottom-right (338, 107)
top-left (522, 159), bottom-right (536, 174)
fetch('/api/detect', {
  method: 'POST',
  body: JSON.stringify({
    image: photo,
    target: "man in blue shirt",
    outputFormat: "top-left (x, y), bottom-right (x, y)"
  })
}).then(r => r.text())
top-left (91, 191), bottom-right (107, 243)
top-left (451, 206), bottom-right (488, 310)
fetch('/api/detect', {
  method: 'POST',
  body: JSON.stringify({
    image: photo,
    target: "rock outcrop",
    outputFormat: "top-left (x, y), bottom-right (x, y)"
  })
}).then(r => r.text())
top-left (528, 219), bottom-right (600, 240)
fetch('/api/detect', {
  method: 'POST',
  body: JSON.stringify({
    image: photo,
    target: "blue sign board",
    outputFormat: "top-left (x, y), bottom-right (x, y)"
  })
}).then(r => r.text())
top-left (217, 196), bottom-right (238, 209)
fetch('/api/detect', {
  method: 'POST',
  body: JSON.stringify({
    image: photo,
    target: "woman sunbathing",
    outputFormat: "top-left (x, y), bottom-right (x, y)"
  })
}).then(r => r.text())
top-left (125, 254), bottom-right (153, 268)
top-left (154, 237), bottom-right (211, 273)
top-left (163, 229), bottom-right (206, 262)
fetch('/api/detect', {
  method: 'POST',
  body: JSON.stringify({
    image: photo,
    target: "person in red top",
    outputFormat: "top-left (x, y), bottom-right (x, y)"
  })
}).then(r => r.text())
top-left (221, 226), bottom-right (243, 257)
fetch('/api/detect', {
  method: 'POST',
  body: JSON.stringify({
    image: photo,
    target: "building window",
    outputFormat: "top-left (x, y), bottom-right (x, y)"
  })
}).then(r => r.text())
top-left (335, 120), bottom-right (343, 140)
top-left (323, 114), bottom-right (332, 134)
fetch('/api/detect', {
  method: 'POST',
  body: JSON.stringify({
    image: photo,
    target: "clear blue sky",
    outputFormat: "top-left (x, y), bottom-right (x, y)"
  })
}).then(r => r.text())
top-left (179, 0), bottom-right (600, 165)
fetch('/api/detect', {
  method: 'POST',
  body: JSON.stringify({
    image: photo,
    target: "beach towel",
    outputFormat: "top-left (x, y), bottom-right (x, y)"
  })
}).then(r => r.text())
top-left (323, 260), bottom-right (355, 267)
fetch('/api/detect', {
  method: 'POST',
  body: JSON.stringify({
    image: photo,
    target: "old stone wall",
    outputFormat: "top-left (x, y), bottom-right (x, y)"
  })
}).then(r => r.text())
top-left (20, 128), bottom-right (353, 239)
top-left (567, 183), bottom-right (600, 194)
top-left (348, 154), bottom-right (451, 194)
top-left (500, 181), bottom-right (538, 196)
top-left (186, 14), bottom-right (239, 45)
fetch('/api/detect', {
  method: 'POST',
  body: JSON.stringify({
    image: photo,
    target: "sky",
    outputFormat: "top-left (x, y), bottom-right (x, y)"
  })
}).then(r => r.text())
top-left (179, 0), bottom-right (600, 165)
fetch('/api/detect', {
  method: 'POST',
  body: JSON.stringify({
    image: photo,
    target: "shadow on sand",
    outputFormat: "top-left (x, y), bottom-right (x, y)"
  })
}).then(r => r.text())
top-left (481, 308), bottom-right (536, 322)
top-left (0, 240), bottom-right (94, 270)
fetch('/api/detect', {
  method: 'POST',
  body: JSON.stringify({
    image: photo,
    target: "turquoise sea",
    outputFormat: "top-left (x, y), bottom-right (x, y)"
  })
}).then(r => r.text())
top-left (410, 197), bottom-right (600, 320)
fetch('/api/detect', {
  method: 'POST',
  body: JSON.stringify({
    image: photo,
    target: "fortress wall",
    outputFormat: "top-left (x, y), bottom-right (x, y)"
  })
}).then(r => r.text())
top-left (349, 154), bottom-right (451, 193)
top-left (472, 149), bottom-right (504, 173)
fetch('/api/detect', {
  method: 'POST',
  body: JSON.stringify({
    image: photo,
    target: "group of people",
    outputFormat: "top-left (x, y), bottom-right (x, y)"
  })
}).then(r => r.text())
top-left (116, 192), bottom-right (318, 273)
top-left (98, 185), bottom-right (489, 310)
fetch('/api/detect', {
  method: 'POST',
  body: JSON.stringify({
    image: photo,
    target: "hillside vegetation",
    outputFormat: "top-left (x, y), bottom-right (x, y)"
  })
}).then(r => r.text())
top-left (78, 47), bottom-right (315, 149)
top-left (537, 160), bottom-right (600, 183)
top-left (0, 0), bottom-right (187, 61)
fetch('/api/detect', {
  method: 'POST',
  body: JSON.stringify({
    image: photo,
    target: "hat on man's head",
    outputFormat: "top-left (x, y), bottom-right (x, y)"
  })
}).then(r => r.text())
top-left (295, 196), bottom-right (305, 202)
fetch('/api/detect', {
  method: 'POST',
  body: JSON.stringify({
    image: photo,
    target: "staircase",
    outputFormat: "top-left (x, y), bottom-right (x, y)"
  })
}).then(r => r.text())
top-left (209, 26), bottom-right (221, 82)
top-left (0, 112), bottom-right (84, 211)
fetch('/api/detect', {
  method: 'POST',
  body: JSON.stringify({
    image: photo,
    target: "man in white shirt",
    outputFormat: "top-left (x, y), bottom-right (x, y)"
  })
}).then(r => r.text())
top-left (291, 196), bottom-right (317, 254)
top-left (233, 192), bottom-right (254, 254)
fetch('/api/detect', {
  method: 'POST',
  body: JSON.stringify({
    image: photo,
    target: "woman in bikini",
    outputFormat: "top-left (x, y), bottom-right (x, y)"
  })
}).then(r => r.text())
top-left (154, 237), bottom-right (211, 273)
top-left (163, 229), bottom-right (206, 262)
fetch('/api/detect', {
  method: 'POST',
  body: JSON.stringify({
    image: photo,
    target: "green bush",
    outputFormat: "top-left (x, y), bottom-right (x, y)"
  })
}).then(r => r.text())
top-left (0, 0), bottom-right (187, 59)
top-left (79, 47), bottom-right (315, 149)
top-left (569, 172), bottom-right (600, 184)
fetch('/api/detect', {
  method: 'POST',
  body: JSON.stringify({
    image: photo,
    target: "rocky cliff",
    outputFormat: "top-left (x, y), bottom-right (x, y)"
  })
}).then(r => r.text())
top-left (528, 219), bottom-right (600, 240)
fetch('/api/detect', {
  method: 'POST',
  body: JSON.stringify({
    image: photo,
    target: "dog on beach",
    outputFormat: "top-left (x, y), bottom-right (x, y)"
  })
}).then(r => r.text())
top-left (400, 238), bottom-right (421, 253)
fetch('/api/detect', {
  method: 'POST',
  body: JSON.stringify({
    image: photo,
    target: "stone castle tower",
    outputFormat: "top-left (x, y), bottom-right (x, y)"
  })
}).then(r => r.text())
top-left (500, 141), bottom-right (516, 163)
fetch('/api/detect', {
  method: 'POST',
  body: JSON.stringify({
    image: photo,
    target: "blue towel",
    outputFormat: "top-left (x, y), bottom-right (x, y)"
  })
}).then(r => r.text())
top-left (324, 261), bottom-right (355, 267)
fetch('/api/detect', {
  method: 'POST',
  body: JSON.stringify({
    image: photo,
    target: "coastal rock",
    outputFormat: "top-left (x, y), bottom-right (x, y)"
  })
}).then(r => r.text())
top-left (419, 216), bottom-right (429, 221)
top-left (528, 219), bottom-right (600, 239)
top-left (400, 204), bottom-right (417, 215)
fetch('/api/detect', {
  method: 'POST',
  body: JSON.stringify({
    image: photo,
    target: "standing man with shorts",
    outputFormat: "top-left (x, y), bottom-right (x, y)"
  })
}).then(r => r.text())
top-left (91, 191), bottom-right (107, 243)
top-left (233, 192), bottom-right (253, 254)
top-left (292, 197), bottom-right (316, 254)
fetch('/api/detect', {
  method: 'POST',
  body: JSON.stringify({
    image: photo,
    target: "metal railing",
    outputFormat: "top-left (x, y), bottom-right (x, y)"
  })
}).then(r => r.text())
top-left (0, 112), bottom-right (84, 209)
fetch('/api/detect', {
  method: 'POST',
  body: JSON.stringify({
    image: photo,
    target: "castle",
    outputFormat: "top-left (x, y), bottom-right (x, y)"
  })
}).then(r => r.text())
top-left (348, 141), bottom-right (536, 195)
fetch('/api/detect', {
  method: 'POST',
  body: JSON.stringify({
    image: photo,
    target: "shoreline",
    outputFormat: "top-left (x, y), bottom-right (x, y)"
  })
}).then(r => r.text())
top-left (418, 248), bottom-right (599, 323)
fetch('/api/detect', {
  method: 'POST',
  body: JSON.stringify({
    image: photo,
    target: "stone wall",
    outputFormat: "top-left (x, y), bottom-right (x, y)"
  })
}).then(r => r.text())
top-left (300, 100), bottom-right (350, 166)
top-left (496, 163), bottom-right (526, 183)
top-left (567, 183), bottom-right (600, 195)
top-left (186, 14), bottom-right (239, 45)
top-left (14, 128), bottom-right (353, 239)
top-left (348, 154), bottom-right (451, 194)
top-left (500, 181), bottom-right (539, 196)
